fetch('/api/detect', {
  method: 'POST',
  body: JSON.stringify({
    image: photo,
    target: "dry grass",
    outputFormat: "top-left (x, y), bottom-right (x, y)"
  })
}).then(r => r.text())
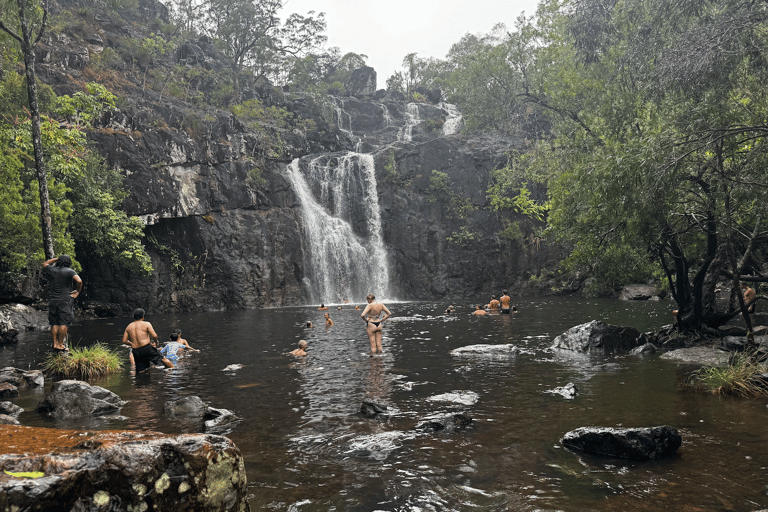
top-left (691, 350), bottom-right (768, 397)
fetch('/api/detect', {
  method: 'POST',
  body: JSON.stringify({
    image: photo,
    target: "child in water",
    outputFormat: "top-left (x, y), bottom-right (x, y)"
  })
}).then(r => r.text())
top-left (160, 332), bottom-right (199, 364)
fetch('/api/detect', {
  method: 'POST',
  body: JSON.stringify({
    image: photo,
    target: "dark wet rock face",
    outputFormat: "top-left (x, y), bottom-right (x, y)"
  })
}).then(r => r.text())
top-left (164, 396), bottom-right (241, 434)
top-left (0, 305), bottom-right (48, 344)
top-left (0, 429), bottom-right (248, 512)
top-left (552, 320), bottom-right (641, 353)
top-left (561, 425), bottom-right (682, 460)
top-left (37, 380), bottom-right (125, 418)
top-left (360, 400), bottom-right (389, 418)
top-left (629, 343), bottom-right (657, 355)
top-left (415, 412), bottom-right (473, 433)
top-left (619, 284), bottom-right (662, 301)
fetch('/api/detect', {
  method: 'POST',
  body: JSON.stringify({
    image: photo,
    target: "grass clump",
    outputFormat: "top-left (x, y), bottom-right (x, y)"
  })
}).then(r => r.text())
top-left (691, 350), bottom-right (768, 397)
top-left (44, 343), bottom-right (124, 381)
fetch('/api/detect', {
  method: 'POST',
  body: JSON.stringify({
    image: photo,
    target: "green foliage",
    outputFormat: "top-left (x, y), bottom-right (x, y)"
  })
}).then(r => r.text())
top-left (498, 222), bottom-right (524, 243)
top-left (424, 118), bottom-right (445, 132)
top-left (43, 342), bottom-right (124, 381)
top-left (428, 171), bottom-right (474, 220)
top-left (410, 92), bottom-right (427, 103)
top-left (382, 150), bottom-right (408, 186)
top-left (0, 72), bottom-right (151, 275)
top-left (691, 350), bottom-right (768, 397)
top-left (447, 226), bottom-right (479, 247)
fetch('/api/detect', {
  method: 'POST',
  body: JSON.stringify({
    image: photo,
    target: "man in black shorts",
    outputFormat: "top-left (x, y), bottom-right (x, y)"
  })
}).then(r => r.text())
top-left (42, 255), bottom-right (82, 354)
top-left (122, 309), bottom-right (174, 372)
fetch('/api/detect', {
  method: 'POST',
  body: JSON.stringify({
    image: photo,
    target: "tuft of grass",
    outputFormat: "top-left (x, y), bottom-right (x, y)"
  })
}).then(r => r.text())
top-left (43, 343), bottom-right (124, 381)
top-left (691, 350), bottom-right (768, 397)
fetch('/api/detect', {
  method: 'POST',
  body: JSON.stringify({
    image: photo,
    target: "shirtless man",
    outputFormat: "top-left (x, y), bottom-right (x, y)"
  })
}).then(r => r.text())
top-left (472, 305), bottom-right (487, 316)
top-left (488, 296), bottom-right (501, 312)
top-left (742, 283), bottom-right (757, 313)
top-left (361, 293), bottom-right (391, 354)
top-left (171, 328), bottom-right (199, 352)
top-left (122, 309), bottom-right (173, 372)
top-left (324, 312), bottom-right (334, 326)
top-left (500, 290), bottom-right (512, 314)
top-left (289, 340), bottom-right (307, 356)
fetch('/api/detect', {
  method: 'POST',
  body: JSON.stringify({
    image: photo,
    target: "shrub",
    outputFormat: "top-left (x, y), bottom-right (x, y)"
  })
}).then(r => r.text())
top-left (691, 350), bottom-right (768, 397)
top-left (44, 343), bottom-right (123, 381)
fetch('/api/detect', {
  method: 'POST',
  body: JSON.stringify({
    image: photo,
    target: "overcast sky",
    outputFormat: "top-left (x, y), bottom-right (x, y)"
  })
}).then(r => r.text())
top-left (283, 0), bottom-right (541, 85)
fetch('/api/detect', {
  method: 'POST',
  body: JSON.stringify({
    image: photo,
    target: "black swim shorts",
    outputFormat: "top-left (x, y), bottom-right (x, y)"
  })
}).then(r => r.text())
top-left (48, 299), bottom-right (74, 326)
top-left (133, 344), bottom-right (165, 372)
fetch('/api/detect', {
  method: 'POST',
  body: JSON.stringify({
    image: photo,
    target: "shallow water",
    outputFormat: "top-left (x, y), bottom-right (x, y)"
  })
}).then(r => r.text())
top-left (3, 297), bottom-right (768, 511)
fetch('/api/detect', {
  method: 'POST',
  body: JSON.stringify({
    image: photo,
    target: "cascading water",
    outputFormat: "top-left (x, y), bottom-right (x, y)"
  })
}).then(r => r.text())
top-left (398, 103), bottom-right (421, 142)
top-left (439, 102), bottom-right (464, 135)
top-left (287, 153), bottom-right (390, 304)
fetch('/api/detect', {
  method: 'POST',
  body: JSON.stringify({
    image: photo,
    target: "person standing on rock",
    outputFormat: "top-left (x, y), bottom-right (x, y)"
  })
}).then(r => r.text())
top-left (122, 309), bottom-right (174, 372)
top-left (42, 255), bottom-right (82, 355)
top-left (361, 293), bottom-right (391, 354)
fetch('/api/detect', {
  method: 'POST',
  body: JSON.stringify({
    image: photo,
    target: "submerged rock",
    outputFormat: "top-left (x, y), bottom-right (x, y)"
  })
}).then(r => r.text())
top-left (415, 412), bottom-right (472, 433)
top-left (450, 344), bottom-right (519, 357)
top-left (0, 401), bottom-right (22, 418)
top-left (660, 347), bottom-right (729, 366)
top-left (561, 425), bottom-right (681, 460)
top-left (164, 396), bottom-right (241, 434)
top-left (37, 380), bottom-right (125, 418)
top-left (0, 426), bottom-right (248, 512)
top-left (547, 382), bottom-right (578, 399)
top-left (551, 320), bottom-right (641, 353)
top-left (359, 400), bottom-right (389, 418)
top-left (629, 343), bottom-right (657, 355)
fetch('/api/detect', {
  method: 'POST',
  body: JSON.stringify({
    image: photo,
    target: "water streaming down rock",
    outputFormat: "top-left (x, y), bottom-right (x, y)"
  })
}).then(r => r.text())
top-left (398, 103), bottom-right (421, 142)
top-left (286, 153), bottom-right (390, 303)
top-left (439, 102), bottom-right (464, 135)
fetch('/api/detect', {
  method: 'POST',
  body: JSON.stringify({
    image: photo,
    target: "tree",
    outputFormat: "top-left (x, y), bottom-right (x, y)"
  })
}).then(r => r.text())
top-left (0, 0), bottom-right (54, 258)
top-left (205, 0), bottom-right (326, 103)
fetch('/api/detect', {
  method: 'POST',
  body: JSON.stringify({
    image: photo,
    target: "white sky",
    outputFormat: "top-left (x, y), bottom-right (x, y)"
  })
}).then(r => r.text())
top-left (282, 0), bottom-right (541, 85)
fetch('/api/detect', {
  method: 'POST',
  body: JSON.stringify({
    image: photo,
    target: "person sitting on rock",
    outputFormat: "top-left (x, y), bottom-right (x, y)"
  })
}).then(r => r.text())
top-left (289, 340), bottom-right (307, 356)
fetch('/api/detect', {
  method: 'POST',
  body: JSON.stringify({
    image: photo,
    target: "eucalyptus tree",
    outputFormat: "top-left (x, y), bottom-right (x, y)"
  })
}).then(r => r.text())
top-left (0, 0), bottom-right (54, 258)
top-left (204, 0), bottom-right (326, 102)
top-left (494, 0), bottom-right (768, 332)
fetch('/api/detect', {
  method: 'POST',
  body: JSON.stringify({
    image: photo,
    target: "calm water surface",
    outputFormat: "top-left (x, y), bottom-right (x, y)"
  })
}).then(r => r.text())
top-left (2, 297), bottom-right (767, 511)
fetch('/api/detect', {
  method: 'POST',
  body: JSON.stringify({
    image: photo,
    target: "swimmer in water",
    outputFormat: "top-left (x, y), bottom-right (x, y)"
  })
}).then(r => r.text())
top-left (361, 293), bottom-right (391, 354)
top-left (289, 340), bottom-right (307, 356)
top-left (500, 290), bottom-right (511, 314)
top-left (472, 305), bottom-right (487, 316)
top-left (325, 312), bottom-right (334, 326)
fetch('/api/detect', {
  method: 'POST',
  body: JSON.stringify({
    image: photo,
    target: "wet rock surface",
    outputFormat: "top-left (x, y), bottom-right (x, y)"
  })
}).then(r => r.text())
top-left (415, 412), bottom-right (473, 433)
top-left (0, 426), bottom-right (249, 512)
top-left (552, 320), bottom-right (641, 353)
top-left (547, 382), bottom-right (578, 399)
top-left (359, 400), bottom-right (389, 418)
top-left (164, 396), bottom-right (241, 434)
top-left (660, 347), bottom-right (730, 366)
top-left (619, 284), bottom-right (662, 301)
top-left (0, 305), bottom-right (48, 344)
top-left (450, 344), bottom-right (519, 357)
top-left (37, 380), bottom-right (126, 418)
top-left (561, 425), bottom-right (682, 460)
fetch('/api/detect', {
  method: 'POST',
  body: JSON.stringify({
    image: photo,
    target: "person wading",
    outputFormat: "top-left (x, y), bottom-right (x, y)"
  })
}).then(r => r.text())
top-left (361, 293), bottom-right (391, 354)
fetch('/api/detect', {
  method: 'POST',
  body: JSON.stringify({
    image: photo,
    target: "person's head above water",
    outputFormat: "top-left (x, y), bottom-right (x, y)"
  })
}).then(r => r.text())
top-left (306, 321), bottom-right (313, 327)
top-left (298, 339), bottom-right (307, 349)
top-left (170, 333), bottom-right (179, 341)
top-left (133, 308), bottom-right (145, 320)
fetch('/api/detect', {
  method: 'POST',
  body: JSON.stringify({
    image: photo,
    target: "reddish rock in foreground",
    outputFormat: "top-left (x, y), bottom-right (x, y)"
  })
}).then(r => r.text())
top-left (0, 426), bottom-right (249, 512)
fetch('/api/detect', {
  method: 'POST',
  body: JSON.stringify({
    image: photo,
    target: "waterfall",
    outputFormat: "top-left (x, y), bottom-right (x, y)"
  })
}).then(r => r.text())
top-left (287, 153), bottom-right (390, 304)
top-left (439, 102), bottom-right (464, 135)
top-left (397, 103), bottom-right (420, 142)
top-left (332, 97), bottom-right (362, 150)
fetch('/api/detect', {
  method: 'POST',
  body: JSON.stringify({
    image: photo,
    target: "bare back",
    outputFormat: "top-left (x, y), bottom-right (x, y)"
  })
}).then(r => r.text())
top-left (500, 295), bottom-right (511, 308)
top-left (362, 302), bottom-right (390, 323)
top-left (122, 320), bottom-right (158, 349)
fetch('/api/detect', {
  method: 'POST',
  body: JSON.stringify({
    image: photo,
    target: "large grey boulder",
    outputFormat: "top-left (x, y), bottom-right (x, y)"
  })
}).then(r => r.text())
top-left (345, 66), bottom-right (377, 97)
top-left (0, 304), bottom-right (48, 344)
top-left (551, 320), bottom-right (641, 353)
top-left (0, 368), bottom-right (44, 388)
top-left (561, 425), bottom-right (682, 460)
top-left (0, 402), bottom-right (22, 418)
top-left (37, 380), bottom-right (125, 418)
top-left (0, 427), bottom-right (248, 512)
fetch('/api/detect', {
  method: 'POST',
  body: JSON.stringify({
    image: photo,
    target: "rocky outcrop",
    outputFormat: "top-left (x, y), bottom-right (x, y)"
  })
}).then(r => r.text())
top-left (551, 320), bottom-right (641, 353)
top-left (561, 425), bottom-right (682, 460)
top-left (345, 66), bottom-right (377, 97)
top-left (37, 380), bottom-right (125, 418)
top-left (0, 426), bottom-right (248, 512)
top-left (660, 347), bottom-right (729, 366)
top-left (0, 305), bottom-right (48, 344)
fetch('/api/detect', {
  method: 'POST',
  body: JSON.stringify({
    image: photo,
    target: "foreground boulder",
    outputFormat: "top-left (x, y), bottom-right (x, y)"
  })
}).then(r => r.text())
top-left (0, 426), bottom-right (248, 512)
top-left (551, 320), bottom-right (641, 353)
top-left (561, 425), bottom-right (682, 460)
top-left (37, 380), bottom-right (125, 418)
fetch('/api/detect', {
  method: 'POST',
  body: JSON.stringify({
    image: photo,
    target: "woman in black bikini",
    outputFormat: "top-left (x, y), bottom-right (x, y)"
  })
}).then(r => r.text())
top-left (361, 293), bottom-right (391, 354)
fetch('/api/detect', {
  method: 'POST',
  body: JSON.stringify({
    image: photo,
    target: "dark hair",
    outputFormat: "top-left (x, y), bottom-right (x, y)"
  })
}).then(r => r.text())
top-left (306, 321), bottom-right (312, 327)
top-left (170, 333), bottom-right (179, 341)
top-left (366, 293), bottom-right (375, 301)
top-left (56, 255), bottom-right (72, 268)
top-left (173, 328), bottom-right (182, 335)
top-left (133, 308), bottom-right (145, 320)
top-left (503, 289), bottom-right (508, 295)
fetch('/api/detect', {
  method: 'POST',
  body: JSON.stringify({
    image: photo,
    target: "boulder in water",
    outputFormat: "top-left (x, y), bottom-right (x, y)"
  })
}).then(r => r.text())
top-left (561, 425), bottom-right (682, 460)
top-left (547, 382), bottom-right (578, 399)
top-left (0, 383), bottom-right (18, 399)
top-left (415, 412), bottom-right (472, 433)
top-left (164, 396), bottom-right (241, 435)
top-left (359, 400), bottom-right (389, 418)
top-left (629, 343), bottom-right (657, 355)
top-left (660, 347), bottom-right (729, 366)
top-left (551, 320), bottom-right (641, 353)
top-left (0, 401), bottom-right (22, 418)
top-left (37, 380), bottom-right (125, 418)
top-left (0, 414), bottom-right (19, 425)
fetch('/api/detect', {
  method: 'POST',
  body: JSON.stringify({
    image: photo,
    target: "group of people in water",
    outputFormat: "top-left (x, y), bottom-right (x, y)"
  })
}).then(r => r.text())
top-left (121, 308), bottom-right (199, 372)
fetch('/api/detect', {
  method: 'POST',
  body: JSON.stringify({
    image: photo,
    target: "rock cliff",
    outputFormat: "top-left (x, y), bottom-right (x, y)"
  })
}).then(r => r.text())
top-left (10, 0), bottom-right (560, 313)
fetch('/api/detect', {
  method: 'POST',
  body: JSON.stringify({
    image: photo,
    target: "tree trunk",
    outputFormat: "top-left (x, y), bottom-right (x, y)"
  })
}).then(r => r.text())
top-left (16, 0), bottom-right (54, 259)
